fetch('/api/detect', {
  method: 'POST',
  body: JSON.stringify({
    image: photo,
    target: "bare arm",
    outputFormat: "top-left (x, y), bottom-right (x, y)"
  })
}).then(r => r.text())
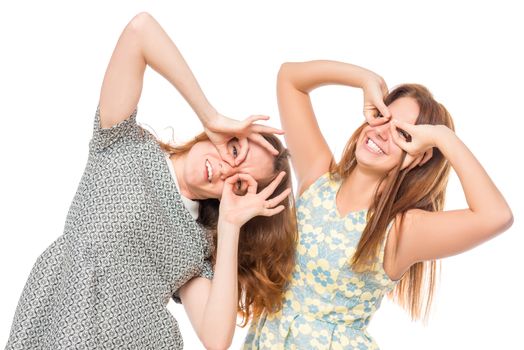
top-left (98, 12), bottom-right (216, 129)
top-left (277, 61), bottom-right (389, 195)
top-left (98, 12), bottom-right (281, 165)
top-left (179, 172), bottom-right (290, 350)
top-left (178, 222), bottom-right (239, 350)
top-left (391, 123), bottom-right (513, 278)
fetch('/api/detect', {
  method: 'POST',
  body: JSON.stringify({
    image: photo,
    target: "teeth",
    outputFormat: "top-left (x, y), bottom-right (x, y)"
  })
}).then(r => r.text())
top-left (366, 138), bottom-right (384, 154)
top-left (205, 160), bottom-right (212, 182)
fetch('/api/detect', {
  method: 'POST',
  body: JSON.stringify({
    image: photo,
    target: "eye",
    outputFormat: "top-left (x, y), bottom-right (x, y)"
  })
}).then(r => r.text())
top-left (396, 128), bottom-right (412, 142)
top-left (232, 145), bottom-right (238, 158)
top-left (236, 180), bottom-right (242, 191)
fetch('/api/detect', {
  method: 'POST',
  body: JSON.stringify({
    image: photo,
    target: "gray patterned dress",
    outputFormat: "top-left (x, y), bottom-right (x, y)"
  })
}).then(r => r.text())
top-left (5, 105), bottom-right (214, 350)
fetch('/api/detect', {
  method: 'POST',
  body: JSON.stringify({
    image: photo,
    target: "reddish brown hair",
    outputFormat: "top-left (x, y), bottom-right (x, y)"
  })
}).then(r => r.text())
top-left (157, 132), bottom-right (298, 326)
top-left (330, 84), bottom-right (455, 322)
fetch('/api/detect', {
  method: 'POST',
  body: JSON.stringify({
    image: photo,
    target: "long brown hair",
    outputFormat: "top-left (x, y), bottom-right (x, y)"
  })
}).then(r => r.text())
top-left (156, 132), bottom-right (298, 326)
top-left (330, 84), bottom-right (455, 322)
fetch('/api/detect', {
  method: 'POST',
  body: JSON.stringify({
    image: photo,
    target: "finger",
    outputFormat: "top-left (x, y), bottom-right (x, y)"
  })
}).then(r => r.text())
top-left (392, 118), bottom-right (416, 133)
top-left (225, 173), bottom-right (240, 183)
top-left (266, 187), bottom-right (292, 208)
top-left (260, 171), bottom-right (286, 199)
top-left (364, 108), bottom-right (388, 126)
top-left (401, 153), bottom-right (417, 171)
top-left (248, 133), bottom-right (279, 155)
top-left (407, 155), bottom-right (423, 171)
top-left (251, 124), bottom-right (285, 135)
top-left (262, 205), bottom-right (286, 217)
top-left (364, 108), bottom-right (379, 122)
top-left (420, 148), bottom-right (433, 166)
top-left (216, 144), bottom-right (236, 167)
top-left (235, 173), bottom-right (258, 194)
top-left (223, 174), bottom-right (241, 194)
top-left (242, 115), bottom-right (270, 128)
top-left (235, 137), bottom-right (249, 165)
top-left (389, 122), bottom-right (409, 150)
top-left (375, 100), bottom-right (391, 119)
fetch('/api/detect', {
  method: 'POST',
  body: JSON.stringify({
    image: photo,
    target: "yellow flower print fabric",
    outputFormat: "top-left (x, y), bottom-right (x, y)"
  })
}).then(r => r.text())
top-left (243, 173), bottom-right (399, 350)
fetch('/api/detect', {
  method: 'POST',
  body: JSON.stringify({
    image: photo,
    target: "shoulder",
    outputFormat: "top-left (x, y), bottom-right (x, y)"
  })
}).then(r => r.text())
top-left (297, 171), bottom-right (335, 199)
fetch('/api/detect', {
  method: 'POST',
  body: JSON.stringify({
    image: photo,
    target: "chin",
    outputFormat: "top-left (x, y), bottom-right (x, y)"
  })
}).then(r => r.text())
top-left (355, 157), bottom-right (389, 175)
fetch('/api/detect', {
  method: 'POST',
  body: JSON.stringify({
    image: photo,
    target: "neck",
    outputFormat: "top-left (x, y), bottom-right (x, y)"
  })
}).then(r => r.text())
top-left (171, 152), bottom-right (198, 200)
top-left (338, 165), bottom-right (387, 211)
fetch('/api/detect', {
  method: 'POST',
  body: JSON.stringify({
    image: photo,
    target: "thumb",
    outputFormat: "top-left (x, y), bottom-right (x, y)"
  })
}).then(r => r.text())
top-left (364, 108), bottom-right (379, 121)
top-left (375, 100), bottom-right (391, 119)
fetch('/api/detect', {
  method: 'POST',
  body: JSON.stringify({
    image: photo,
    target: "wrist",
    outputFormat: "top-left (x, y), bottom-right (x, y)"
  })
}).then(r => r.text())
top-left (433, 124), bottom-right (454, 148)
top-left (361, 72), bottom-right (385, 91)
top-left (198, 106), bottom-right (219, 127)
top-left (217, 219), bottom-right (241, 235)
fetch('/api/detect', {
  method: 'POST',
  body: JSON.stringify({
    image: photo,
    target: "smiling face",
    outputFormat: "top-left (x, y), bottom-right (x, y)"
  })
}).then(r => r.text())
top-left (355, 96), bottom-right (420, 174)
top-left (181, 138), bottom-right (275, 200)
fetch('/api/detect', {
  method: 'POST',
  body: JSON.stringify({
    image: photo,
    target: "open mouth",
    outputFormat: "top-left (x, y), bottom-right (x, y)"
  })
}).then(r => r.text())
top-left (205, 159), bottom-right (213, 183)
top-left (365, 137), bottom-right (386, 155)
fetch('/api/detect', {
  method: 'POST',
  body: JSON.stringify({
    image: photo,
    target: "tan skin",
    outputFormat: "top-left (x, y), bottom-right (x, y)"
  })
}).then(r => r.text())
top-left (171, 138), bottom-right (274, 200)
top-left (97, 12), bottom-right (290, 350)
top-left (277, 60), bottom-right (513, 281)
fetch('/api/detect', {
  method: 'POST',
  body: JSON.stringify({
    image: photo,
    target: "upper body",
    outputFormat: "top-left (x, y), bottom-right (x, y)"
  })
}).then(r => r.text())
top-left (243, 171), bottom-right (399, 350)
top-left (6, 105), bottom-right (216, 350)
top-left (8, 12), bottom-right (295, 350)
top-left (95, 12), bottom-right (296, 350)
top-left (276, 60), bottom-right (513, 317)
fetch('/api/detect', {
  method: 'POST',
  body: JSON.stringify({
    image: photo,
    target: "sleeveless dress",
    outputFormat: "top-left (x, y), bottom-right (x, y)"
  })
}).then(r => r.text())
top-left (243, 172), bottom-right (399, 350)
top-left (5, 105), bottom-right (214, 350)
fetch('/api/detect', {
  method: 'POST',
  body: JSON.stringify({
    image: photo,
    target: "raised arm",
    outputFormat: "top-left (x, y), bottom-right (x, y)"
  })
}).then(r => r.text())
top-left (389, 121), bottom-right (513, 280)
top-left (98, 12), bottom-right (281, 165)
top-left (277, 61), bottom-right (390, 195)
top-left (98, 12), bottom-right (215, 129)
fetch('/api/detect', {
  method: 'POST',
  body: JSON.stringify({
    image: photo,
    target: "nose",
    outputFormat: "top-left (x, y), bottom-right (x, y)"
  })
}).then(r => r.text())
top-left (218, 161), bottom-right (237, 180)
top-left (374, 122), bottom-right (390, 141)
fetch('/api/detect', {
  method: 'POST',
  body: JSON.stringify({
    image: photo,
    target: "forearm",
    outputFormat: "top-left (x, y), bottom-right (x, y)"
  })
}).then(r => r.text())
top-left (279, 60), bottom-right (381, 93)
top-left (434, 126), bottom-right (513, 227)
top-left (199, 222), bottom-right (239, 349)
top-left (133, 12), bottom-right (217, 123)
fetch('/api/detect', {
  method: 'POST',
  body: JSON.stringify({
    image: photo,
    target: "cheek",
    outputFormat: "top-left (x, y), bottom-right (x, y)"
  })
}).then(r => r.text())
top-left (192, 141), bottom-right (217, 158)
top-left (210, 181), bottom-right (225, 200)
top-left (387, 143), bottom-right (404, 165)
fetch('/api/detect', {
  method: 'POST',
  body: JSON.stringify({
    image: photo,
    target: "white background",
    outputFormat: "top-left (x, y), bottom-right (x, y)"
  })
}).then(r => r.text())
top-left (1, 1), bottom-right (522, 349)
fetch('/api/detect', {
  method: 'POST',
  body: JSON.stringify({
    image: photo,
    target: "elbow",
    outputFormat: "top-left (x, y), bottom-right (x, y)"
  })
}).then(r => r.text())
top-left (200, 327), bottom-right (234, 350)
top-left (277, 62), bottom-right (293, 82)
top-left (277, 62), bottom-right (306, 93)
top-left (131, 11), bottom-right (155, 23)
top-left (489, 206), bottom-right (514, 234)
top-left (202, 339), bottom-right (232, 350)
top-left (278, 62), bottom-right (302, 80)
top-left (498, 207), bottom-right (514, 232)
top-left (128, 12), bottom-right (156, 33)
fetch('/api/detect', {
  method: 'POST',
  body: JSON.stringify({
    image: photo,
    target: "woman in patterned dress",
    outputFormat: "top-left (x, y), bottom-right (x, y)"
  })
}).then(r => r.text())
top-left (6, 13), bottom-right (297, 350)
top-left (243, 60), bottom-right (513, 349)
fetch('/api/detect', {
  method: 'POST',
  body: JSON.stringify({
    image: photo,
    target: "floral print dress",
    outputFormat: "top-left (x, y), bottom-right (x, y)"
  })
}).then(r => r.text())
top-left (243, 172), bottom-right (399, 350)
